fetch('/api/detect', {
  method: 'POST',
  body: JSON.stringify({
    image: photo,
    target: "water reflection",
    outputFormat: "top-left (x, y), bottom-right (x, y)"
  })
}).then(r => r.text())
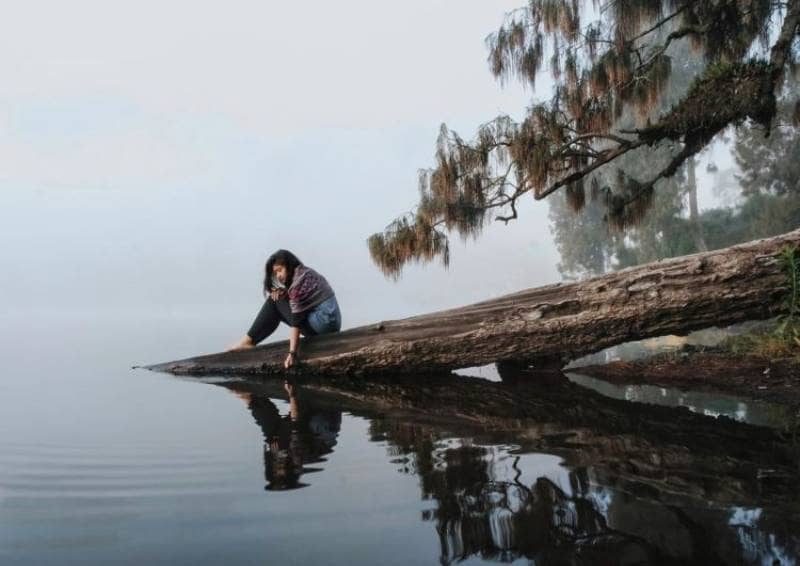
top-left (231, 382), bottom-right (341, 490)
top-left (566, 372), bottom-right (796, 430)
top-left (370, 419), bottom-right (798, 565)
top-left (220, 374), bottom-right (799, 565)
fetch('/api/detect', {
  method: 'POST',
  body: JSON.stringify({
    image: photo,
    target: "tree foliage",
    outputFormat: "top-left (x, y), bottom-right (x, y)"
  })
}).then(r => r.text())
top-left (735, 84), bottom-right (800, 196)
top-left (368, 0), bottom-right (800, 278)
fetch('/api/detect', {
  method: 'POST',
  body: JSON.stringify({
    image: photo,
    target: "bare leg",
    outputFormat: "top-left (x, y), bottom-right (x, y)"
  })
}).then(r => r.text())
top-left (227, 297), bottom-right (284, 351)
top-left (227, 335), bottom-right (255, 351)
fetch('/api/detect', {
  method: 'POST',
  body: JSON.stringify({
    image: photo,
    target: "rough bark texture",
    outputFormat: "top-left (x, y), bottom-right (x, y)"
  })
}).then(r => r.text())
top-left (142, 228), bottom-right (800, 377)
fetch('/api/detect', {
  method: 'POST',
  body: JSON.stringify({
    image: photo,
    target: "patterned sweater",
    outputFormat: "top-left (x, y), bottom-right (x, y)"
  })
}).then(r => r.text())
top-left (287, 265), bottom-right (335, 320)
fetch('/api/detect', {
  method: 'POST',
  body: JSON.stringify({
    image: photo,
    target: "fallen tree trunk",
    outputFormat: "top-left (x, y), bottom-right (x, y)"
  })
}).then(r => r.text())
top-left (143, 228), bottom-right (800, 377)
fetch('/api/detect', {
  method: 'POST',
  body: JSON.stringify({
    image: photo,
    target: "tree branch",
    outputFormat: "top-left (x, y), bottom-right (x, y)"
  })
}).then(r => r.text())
top-left (535, 139), bottom-right (647, 200)
top-left (628, 5), bottom-right (690, 45)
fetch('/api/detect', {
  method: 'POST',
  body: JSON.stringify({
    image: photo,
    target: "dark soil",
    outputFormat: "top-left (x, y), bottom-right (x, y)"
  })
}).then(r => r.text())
top-left (571, 345), bottom-right (800, 407)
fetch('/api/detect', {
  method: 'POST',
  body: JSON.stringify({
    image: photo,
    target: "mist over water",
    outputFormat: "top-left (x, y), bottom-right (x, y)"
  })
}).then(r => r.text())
top-left (3, 0), bottom-right (798, 563)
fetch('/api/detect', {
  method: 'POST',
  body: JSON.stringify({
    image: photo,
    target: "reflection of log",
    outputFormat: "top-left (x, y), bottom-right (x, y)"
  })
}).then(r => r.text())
top-left (217, 369), bottom-right (800, 509)
top-left (143, 229), bottom-right (800, 377)
top-left (366, 417), bottom-right (798, 565)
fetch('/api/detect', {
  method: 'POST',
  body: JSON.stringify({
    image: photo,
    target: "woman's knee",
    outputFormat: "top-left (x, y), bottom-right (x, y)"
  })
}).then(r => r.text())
top-left (248, 298), bottom-right (282, 343)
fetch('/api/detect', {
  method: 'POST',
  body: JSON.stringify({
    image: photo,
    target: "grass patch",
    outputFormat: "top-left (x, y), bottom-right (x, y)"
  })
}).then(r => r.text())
top-left (719, 330), bottom-right (800, 359)
top-left (719, 245), bottom-right (800, 360)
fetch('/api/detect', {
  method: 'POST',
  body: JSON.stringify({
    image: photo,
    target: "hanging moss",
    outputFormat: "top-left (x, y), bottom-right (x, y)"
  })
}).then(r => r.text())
top-left (369, 0), bottom-right (798, 277)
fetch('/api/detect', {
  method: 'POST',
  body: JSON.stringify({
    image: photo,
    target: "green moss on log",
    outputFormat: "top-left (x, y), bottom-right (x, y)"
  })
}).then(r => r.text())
top-left (640, 60), bottom-right (776, 147)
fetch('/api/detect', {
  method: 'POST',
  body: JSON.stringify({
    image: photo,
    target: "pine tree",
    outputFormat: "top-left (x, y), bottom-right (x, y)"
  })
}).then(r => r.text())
top-left (368, 0), bottom-right (800, 278)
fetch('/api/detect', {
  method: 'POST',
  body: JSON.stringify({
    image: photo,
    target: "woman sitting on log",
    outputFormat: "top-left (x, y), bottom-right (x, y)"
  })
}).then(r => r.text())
top-left (228, 249), bottom-right (342, 368)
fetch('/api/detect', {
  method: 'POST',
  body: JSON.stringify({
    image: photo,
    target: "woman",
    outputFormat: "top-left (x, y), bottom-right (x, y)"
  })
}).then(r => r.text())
top-left (227, 250), bottom-right (342, 368)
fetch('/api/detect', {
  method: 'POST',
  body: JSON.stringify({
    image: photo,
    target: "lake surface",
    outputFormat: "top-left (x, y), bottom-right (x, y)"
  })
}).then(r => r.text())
top-left (2, 310), bottom-right (799, 565)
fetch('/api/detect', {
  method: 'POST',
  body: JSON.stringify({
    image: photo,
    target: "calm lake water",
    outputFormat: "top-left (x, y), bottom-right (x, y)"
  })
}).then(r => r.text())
top-left (2, 309), bottom-right (799, 565)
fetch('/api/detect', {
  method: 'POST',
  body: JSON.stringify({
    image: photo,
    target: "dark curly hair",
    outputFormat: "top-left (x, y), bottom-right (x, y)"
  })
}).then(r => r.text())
top-left (263, 249), bottom-right (303, 297)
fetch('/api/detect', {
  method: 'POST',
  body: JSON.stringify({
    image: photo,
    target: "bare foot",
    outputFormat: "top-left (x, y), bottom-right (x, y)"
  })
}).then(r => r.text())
top-left (227, 335), bottom-right (255, 352)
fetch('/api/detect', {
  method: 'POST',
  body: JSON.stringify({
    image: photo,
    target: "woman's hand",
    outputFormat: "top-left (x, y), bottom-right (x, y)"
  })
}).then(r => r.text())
top-left (284, 351), bottom-right (296, 369)
top-left (270, 288), bottom-right (286, 302)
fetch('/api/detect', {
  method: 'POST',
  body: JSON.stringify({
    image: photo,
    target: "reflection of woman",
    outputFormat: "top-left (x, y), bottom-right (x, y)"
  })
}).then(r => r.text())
top-left (228, 250), bottom-right (342, 369)
top-left (233, 383), bottom-right (341, 491)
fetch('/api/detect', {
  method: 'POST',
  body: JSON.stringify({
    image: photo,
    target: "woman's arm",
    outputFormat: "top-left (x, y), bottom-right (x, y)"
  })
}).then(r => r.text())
top-left (285, 326), bottom-right (301, 368)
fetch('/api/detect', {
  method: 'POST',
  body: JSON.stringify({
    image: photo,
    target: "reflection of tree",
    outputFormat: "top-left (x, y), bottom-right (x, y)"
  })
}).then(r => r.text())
top-left (367, 413), bottom-right (800, 565)
top-left (221, 376), bottom-right (799, 562)
top-left (237, 385), bottom-right (341, 491)
top-left (369, 420), bottom-right (673, 565)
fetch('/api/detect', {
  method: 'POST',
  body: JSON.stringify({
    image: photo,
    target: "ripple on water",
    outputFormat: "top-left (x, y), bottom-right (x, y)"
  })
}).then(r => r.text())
top-left (0, 440), bottom-right (252, 501)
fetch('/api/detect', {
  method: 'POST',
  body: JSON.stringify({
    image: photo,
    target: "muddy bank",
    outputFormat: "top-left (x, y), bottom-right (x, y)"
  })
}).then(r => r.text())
top-left (572, 346), bottom-right (800, 406)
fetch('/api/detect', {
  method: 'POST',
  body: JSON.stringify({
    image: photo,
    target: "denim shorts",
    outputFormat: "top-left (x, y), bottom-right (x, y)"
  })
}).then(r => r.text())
top-left (306, 295), bottom-right (342, 335)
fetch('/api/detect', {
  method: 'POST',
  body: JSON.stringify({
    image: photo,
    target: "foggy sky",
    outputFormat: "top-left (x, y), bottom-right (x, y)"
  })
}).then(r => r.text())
top-left (0, 1), bottom-right (729, 341)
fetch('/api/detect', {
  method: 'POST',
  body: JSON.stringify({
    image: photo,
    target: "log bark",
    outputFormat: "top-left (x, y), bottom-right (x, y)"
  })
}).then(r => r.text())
top-left (141, 228), bottom-right (800, 377)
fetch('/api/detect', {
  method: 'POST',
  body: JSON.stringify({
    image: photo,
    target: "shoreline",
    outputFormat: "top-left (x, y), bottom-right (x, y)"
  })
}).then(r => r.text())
top-left (571, 346), bottom-right (800, 407)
